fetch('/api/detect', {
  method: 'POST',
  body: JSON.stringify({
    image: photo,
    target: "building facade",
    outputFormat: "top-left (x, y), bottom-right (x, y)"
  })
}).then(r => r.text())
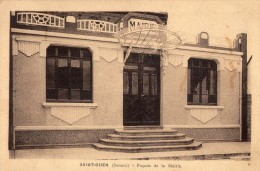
top-left (9, 12), bottom-right (247, 149)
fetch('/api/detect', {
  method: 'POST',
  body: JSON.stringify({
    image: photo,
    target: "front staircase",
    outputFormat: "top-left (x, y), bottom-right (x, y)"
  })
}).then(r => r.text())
top-left (92, 127), bottom-right (202, 153)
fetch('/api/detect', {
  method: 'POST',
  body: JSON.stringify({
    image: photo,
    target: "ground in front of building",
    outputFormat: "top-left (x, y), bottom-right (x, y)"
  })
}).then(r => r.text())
top-left (11, 142), bottom-right (250, 160)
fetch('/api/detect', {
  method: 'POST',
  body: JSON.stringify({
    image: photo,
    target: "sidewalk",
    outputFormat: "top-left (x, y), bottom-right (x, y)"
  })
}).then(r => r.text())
top-left (12, 142), bottom-right (250, 160)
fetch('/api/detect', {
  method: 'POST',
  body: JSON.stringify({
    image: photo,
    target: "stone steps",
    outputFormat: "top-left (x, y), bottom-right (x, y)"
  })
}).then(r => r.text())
top-left (107, 133), bottom-right (186, 141)
top-left (99, 137), bottom-right (194, 147)
top-left (92, 128), bottom-right (202, 153)
top-left (115, 129), bottom-right (178, 136)
top-left (93, 141), bottom-right (202, 153)
top-left (124, 126), bottom-right (163, 130)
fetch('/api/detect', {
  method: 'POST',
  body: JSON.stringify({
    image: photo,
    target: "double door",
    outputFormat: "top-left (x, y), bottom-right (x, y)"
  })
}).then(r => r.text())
top-left (123, 53), bottom-right (160, 126)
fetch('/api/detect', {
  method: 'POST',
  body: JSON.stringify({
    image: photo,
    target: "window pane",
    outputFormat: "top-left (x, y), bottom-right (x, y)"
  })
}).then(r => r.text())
top-left (202, 60), bottom-right (209, 67)
top-left (210, 70), bottom-right (217, 95)
top-left (71, 60), bottom-right (81, 89)
top-left (123, 72), bottom-right (129, 94)
top-left (71, 48), bottom-right (80, 58)
top-left (192, 95), bottom-right (200, 103)
top-left (83, 61), bottom-right (91, 90)
top-left (143, 73), bottom-right (149, 95)
top-left (152, 74), bottom-right (158, 95)
top-left (46, 58), bottom-right (55, 88)
top-left (71, 89), bottom-right (80, 99)
top-left (187, 68), bottom-right (191, 94)
top-left (132, 72), bottom-right (138, 95)
top-left (58, 47), bottom-right (69, 57)
top-left (188, 58), bottom-right (217, 105)
top-left (58, 89), bottom-right (68, 99)
top-left (46, 46), bottom-right (92, 101)
top-left (201, 95), bottom-right (209, 104)
top-left (47, 47), bottom-right (57, 57)
top-left (187, 94), bottom-right (192, 103)
top-left (201, 68), bottom-right (208, 95)
top-left (192, 59), bottom-right (199, 66)
top-left (57, 59), bottom-right (68, 88)
top-left (191, 68), bottom-right (200, 94)
top-left (210, 61), bottom-right (217, 69)
top-left (47, 89), bottom-right (56, 99)
top-left (82, 90), bottom-right (91, 100)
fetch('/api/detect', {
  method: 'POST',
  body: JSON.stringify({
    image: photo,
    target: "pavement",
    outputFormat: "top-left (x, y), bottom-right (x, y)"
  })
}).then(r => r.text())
top-left (12, 142), bottom-right (251, 160)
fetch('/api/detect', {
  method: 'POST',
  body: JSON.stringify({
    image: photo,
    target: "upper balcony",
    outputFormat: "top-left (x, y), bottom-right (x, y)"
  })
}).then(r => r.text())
top-left (11, 11), bottom-right (242, 52)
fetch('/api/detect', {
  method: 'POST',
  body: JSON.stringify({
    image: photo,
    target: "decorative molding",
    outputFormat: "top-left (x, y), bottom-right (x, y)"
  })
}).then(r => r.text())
top-left (18, 41), bottom-right (40, 57)
top-left (99, 47), bottom-right (119, 62)
top-left (12, 36), bottom-right (18, 56)
top-left (168, 54), bottom-right (184, 67)
top-left (224, 59), bottom-right (240, 72)
top-left (186, 106), bottom-right (223, 124)
top-left (38, 40), bottom-right (100, 60)
top-left (50, 106), bottom-right (90, 125)
top-left (175, 45), bottom-right (243, 56)
top-left (189, 109), bottom-right (218, 124)
top-left (11, 28), bottom-right (119, 43)
top-left (43, 102), bottom-right (98, 125)
top-left (77, 19), bottom-right (117, 33)
top-left (17, 12), bottom-right (65, 28)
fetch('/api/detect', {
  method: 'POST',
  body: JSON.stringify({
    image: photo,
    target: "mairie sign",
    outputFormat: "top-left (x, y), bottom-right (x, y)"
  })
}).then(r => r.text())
top-left (128, 18), bottom-right (158, 31)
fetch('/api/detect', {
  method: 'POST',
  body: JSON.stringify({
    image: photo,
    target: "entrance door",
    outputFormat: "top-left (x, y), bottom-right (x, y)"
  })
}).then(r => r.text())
top-left (123, 53), bottom-right (160, 126)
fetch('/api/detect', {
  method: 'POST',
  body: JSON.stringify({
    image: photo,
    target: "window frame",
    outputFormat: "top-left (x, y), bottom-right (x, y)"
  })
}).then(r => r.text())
top-left (187, 58), bottom-right (217, 106)
top-left (46, 46), bottom-right (93, 103)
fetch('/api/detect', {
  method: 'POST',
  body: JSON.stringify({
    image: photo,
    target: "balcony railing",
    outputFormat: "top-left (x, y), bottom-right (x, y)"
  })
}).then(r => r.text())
top-left (17, 12), bottom-right (65, 28)
top-left (77, 19), bottom-right (118, 33)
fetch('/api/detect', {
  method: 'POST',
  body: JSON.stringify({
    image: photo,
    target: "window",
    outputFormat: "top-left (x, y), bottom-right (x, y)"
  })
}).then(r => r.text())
top-left (187, 58), bottom-right (217, 105)
top-left (46, 46), bottom-right (92, 102)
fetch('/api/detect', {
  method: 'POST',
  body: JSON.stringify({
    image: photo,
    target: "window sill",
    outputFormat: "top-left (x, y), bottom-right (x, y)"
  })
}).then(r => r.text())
top-left (185, 105), bottom-right (224, 110)
top-left (42, 102), bottom-right (98, 108)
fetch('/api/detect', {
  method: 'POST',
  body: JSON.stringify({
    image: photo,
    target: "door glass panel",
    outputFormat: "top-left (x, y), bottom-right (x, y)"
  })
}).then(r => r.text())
top-left (151, 74), bottom-right (157, 95)
top-left (132, 72), bottom-right (138, 95)
top-left (143, 66), bottom-right (156, 71)
top-left (124, 65), bottom-right (138, 70)
top-left (123, 72), bottom-right (129, 94)
top-left (143, 73), bottom-right (149, 95)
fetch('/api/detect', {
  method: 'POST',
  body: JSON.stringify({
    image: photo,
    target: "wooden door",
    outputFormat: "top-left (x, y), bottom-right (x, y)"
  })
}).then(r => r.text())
top-left (123, 53), bottom-right (160, 126)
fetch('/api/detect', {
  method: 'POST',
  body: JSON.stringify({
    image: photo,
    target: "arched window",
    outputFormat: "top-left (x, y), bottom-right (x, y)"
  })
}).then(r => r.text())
top-left (46, 46), bottom-right (92, 102)
top-left (187, 58), bottom-right (217, 105)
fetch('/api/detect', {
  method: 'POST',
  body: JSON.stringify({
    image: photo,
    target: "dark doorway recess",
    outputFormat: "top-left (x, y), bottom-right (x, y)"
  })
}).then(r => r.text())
top-left (123, 53), bottom-right (160, 126)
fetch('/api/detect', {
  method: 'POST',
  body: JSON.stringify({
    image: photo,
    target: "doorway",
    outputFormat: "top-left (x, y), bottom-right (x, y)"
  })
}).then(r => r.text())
top-left (123, 53), bottom-right (160, 126)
